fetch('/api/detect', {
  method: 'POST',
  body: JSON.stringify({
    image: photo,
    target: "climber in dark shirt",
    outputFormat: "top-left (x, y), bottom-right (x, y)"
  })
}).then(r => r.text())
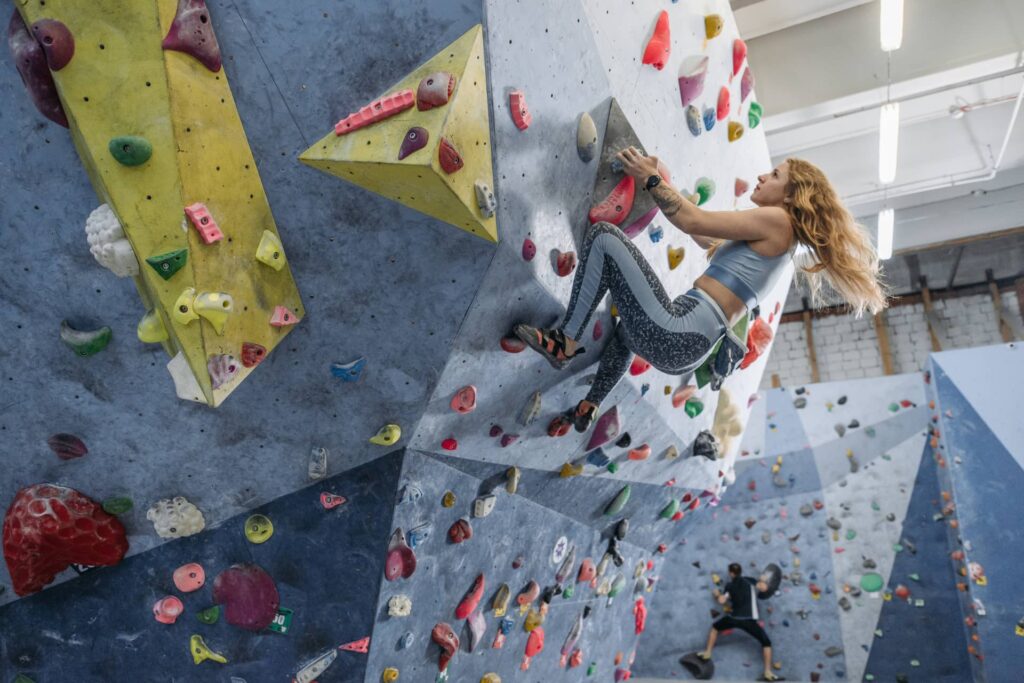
top-left (698, 562), bottom-right (780, 681)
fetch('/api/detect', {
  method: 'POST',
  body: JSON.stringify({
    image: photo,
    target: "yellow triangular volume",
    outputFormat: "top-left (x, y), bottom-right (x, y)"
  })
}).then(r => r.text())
top-left (300, 25), bottom-right (497, 242)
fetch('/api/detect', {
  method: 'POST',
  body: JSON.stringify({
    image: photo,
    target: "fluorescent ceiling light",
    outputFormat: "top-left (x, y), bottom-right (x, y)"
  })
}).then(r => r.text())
top-left (878, 102), bottom-right (900, 184)
top-left (880, 0), bottom-right (904, 51)
top-left (877, 208), bottom-right (894, 260)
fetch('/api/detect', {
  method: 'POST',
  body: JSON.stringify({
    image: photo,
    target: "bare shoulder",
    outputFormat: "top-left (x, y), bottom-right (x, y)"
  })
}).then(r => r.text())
top-left (748, 207), bottom-right (794, 257)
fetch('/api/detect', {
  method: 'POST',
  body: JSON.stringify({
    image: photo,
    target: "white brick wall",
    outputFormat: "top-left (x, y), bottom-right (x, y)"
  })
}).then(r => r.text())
top-left (760, 291), bottom-right (1021, 388)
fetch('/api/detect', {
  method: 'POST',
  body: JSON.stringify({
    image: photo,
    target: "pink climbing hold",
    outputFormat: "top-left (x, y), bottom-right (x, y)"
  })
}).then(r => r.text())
top-left (716, 86), bottom-right (730, 121)
top-left (500, 433), bottom-right (519, 447)
top-left (509, 90), bottom-right (532, 130)
top-left (741, 67), bottom-right (755, 102)
top-left (173, 562), bottom-right (205, 592)
top-left (161, 0), bottom-right (222, 72)
top-left (735, 178), bottom-right (749, 197)
top-left (320, 492), bottom-right (347, 509)
top-left (629, 357), bottom-right (651, 376)
top-left (441, 438), bottom-right (458, 451)
top-left (334, 89), bottom-right (415, 136)
top-left (7, 12), bottom-right (68, 127)
top-left (212, 563), bottom-right (280, 631)
top-left (153, 596), bottom-right (184, 624)
top-left (677, 55), bottom-right (709, 108)
top-left (556, 251), bottom-right (577, 277)
top-left (634, 597), bottom-right (647, 634)
top-left (521, 626), bottom-right (545, 670)
top-left (522, 238), bottom-right (536, 261)
top-left (642, 11), bottom-right (670, 71)
top-left (500, 336), bottom-right (525, 353)
top-left (451, 385), bottom-right (478, 414)
top-left (621, 206), bottom-right (660, 240)
top-left (593, 319), bottom-right (604, 341)
top-left (416, 72), bottom-right (456, 111)
top-left (585, 405), bottom-right (620, 450)
top-left (30, 19), bottom-right (75, 71)
top-left (339, 636), bottom-right (370, 653)
top-left (672, 384), bottom-right (696, 408)
top-left (732, 39), bottom-right (747, 77)
top-left (184, 202), bottom-right (224, 244)
top-left (269, 305), bottom-right (299, 327)
top-left (384, 528), bottom-right (416, 581)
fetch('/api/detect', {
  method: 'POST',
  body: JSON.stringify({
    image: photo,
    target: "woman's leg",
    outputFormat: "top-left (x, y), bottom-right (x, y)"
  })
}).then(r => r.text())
top-left (582, 322), bottom-right (633, 406)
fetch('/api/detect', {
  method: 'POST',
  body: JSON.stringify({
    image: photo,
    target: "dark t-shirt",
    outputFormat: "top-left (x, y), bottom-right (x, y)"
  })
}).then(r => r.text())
top-left (725, 576), bottom-right (758, 619)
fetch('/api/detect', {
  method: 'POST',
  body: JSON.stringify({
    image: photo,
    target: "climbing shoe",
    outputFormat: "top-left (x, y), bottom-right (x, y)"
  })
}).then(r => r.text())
top-left (513, 324), bottom-right (584, 370)
top-left (572, 400), bottom-right (598, 433)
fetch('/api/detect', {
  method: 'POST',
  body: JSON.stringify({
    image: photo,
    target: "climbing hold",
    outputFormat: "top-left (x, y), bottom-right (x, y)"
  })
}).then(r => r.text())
top-left (517, 580), bottom-right (540, 614)
top-left (29, 18), bottom-right (74, 70)
top-left (448, 517), bottom-right (472, 544)
top-left (438, 137), bottom-right (464, 174)
top-left (660, 499), bottom-right (680, 519)
top-left (244, 514), bottom-right (274, 544)
top-left (686, 106), bottom-right (702, 136)
top-left (616, 433), bottom-right (632, 448)
top-left (733, 39), bottom-right (747, 76)
top-left (524, 606), bottom-right (544, 632)
top-left (172, 288), bottom-right (199, 326)
top-left (174, 563), bottom-right (206, 592)
top-left (108, 135), bottom-right (152, 167)
top-left (740, 67), bottom-right (755, 102)
top-left (704, 14), bottom-right (724, 40)
top-left (195, 292), bottom-right (234, 335)
top-left (212, 563), bottom-right (280, 631)
top-left (269, 305), bottom-right (300, 327)
top-left (522, 238), bottom-right (536, 261)
top-left (834, 423), bottom-right (846, 437)
top-left (672, 384), bottom-right (697, 408)
top-left (586, 448), bottom-right (610, 467)
top-left (197, 605), bottom-right (220, 624)
top-left (102, 497), bottom-right (133, 515)
top-left (397, 126), bottom-right (429, 161)
top-left (473, 494), bottom-right (497, 518)
top-left (382, 668), bottom-right (399, 683)
top-left (148, 496), bottom-right (205, 539)
top-left (370, 423), bottom-right (401, 446)
top-left (442, 491), bottom-right (456, 507)
top-left (339, 636), bottom-right (371, 653)
top-left (703, 106), bottom-right (717, 132)
top-left (406, 521), bottom-right (432, 548)
top-left (509, 90), bottom-right (532, 130)
top-left (46, 433), bottom-right (87, 461)
top-left (716, 87), bottom-right (730, 121)
top-left (190, 634), bottom-right (227, 665)
top-left (560, 461), bottom-right (584, 478)
top-left (577, 112), bottom-right (598, 162)
top-left (432, 622), bottom-right (459, 672)
top-left (642, 11), bottom-right (671, 71)
top-left (586, 405), bottom-right (621, 450)
top-left (519, 391), bottom-right (542, 426)
top-left (388, 594), bottom-right (412, 617)
top-left (474, 180), bottom-right (497, 218)
top-left (232, 343), bottom-right (267, 371)
top-left (455, 573), bottom-right (486, 619)
top-left (184, 203), bottom-right (224, 244)
top-left (630, 357), bottom-right (651, 376)
top-left (628, 444), bottom-right (651, 461)
top-left (664, 445), bottom-right (679, 459)
top-left (728, 121), bottom-right (744, 142)
top-left (608, 573), bottom-right (627, 599)
top-left (492, 583), bottom-right (511, 617)
top-left (480, 674), bottom-right (501, 683)
top-left (793, 397), bottom-right (807, 409)
top-left (735, 178), bottom-right (750, 197)
top-left (556, 250), bottom-right (577, 277)
top-left (330, 357), bottom-right (366, 381)
top-left (384, 528), bottom-right (416, 581)
top-left (441, 438), bottom-right (458, 451)
top-left (254, 230), bottom-right (288, 271)
top-left (467, 608), bottom-right (487, 651)
top-left (589, 175), bottom-right (635, 225)
top-left (162, 0), bottom-right (222, 71)
top-left (60, 320), bottom-right (111, 357)
top-left (153, 596), bottom-right (184, 624)
top-left (399, 632), bottom-right (415, 649)
top-left (417, 72), bottom-right (456, 111)
top-left (684, 398), bottom-right (704, 418)
top-left (668, 246), bottom-right (685, 270)
top-left (521, 626), bottom-right (545, 670)
top-left (7, 12), bottom-right (67, 126)
top-left (84, 203), bottom-right (138, 277)
top-left (294, 650), bottom-right (337, 683)
top-left (500, 433), bottom-right (519, 447)
top-left (604, 486), bottom-right (631, 515)
top-left (693, 430), bottom-right (718, 460)
top-left (145, 249), bottom-right (188, 281)
top-left (207, 354), bottom-right (239, 390)
top-left (506, 466), bottom-right (521, 494)
top-left (334, 89), bottom-right (415, 135)
top-left (695, 178), bottom-right (716, 205)
top-left (451, 385), bottom-right (478, 414)
top-left (678, 56), bottom-right (709, 107)
top-left (748, 101), bottom-right (763, 129)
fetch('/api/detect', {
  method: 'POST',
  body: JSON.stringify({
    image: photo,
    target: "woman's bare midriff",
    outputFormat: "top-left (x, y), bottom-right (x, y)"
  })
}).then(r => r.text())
top-left (694, 274), bottom-right (748, 325)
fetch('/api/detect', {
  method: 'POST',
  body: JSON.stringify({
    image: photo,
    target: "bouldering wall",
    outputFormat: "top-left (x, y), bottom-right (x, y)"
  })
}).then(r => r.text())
top-left (1, 0), bottom-right (788, 681)
top-left (634, 372), bottom-right (977, 682)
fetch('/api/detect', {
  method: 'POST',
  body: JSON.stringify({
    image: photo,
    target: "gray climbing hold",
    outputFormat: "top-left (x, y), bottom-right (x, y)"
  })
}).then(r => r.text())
top-left (827, 517), bottom-right (841, 530)
top-left (834, 423), bottom-right (846, 437)
top-left (837, 395), bottom-right (847, 405)
top-left (863, 558), bottom-right (877, 569)
top-left (772, 475), bottom-right (788, 488)
top-left (793, 397), bottom-right (807, 409)
top-left (800, 504), bottom-right (813, 517)
top-left (518, 391), bottom-right (542, 426)
top-left (825, 646), bottom-right (843, 657)
top-left (838, 596), bottom-right (851, 611)
top-left (848, 419), bottom-right (860, 429)
top-left (577, 112), bottom-right (598, 162)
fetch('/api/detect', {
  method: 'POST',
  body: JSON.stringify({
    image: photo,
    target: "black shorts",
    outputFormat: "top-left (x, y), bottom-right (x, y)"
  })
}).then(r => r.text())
top-left (713, 616), bottom-right (771, 647)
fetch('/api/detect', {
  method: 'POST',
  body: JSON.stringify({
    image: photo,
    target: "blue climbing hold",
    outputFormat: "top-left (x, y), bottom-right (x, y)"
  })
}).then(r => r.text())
top-left (586, 448), bottom-right (610, 467)
top-left (649, 225), bottom-right (664, 243)
top-left (703, 106), bottom-right (716, 131)
top-left (641, 383), bottom-right (650, 396)
top-left (331, 357), bottom-right (366, 382)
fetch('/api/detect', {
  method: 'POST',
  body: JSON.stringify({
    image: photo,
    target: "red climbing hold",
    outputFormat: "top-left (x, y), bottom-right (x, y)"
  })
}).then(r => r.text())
top-left (7, 12), bottom-right (68, 127)
top-left (455, 573), bottom-right (485, 619)
top-left (211, 563), bottom-right (280, 631)
top-left (589, 176), bottom-right (636, 226)
top-left (438, 137), bottom-right (464, 174)
top-left (732, 39), bottom-right (747, 77)
top-left (716, 86), bottom-right (730, 121)
top-left (432, 622), bottom-right (459, 671)
top-left (161, 0), bottom-right (222, 72)
top-left (2, 483), bottom-right (128, 596)
top-left (441, 438), bottom-right (458, 451)
top-left (385, 528), bottom-right (416, 581)
top-left (894, 584), bottom-right (910, 600)
top-left (735, 178), bottom-right (749, 197)
top-left (417, 72), bottom-right (456, 111)
top-left (500, 433), bottom-right (519, 447)
top-left (339, 636), bottom-right (370, 653)
top-left (740, 316), bottom-right (773, 369)
top-left (628, 444), bottom-right (651, 461)
top-left (671, 511), bottom-right (684, 521)
top-left (46, 433), bottom-right (88, 460)
top-left (634, 597), bottom-right (647, 634)
top-left (629, 357), bottom-right (651, 376)
top-left (501, 336), bottom-right (526, 353)
top-left (521, 626), bottom-right (545, 670)
top-left (642, 11), bottom-right (671, 71)
top-left (657, 543), bottom-right (667, 554)
top-left (30, 19), bottom-right (75, 71)
top-left (522, 238), bottom-right (536, 261)
top-left (556, 251), bottom-right (577, 277)
top-left (509, 90), bottom-right (532, 130)
top-left (548, 415), bottom-right (572, 437)
top-left (240, 342), bottom-right (267, 368)
top-left (334, 89), bottom-right (415, 136)
top-left (451, 385), bottom-right (478, 414)
top-left (448, 517), bottom-right (472, 544)
top-left (593, 319), bottom-right (604, 341)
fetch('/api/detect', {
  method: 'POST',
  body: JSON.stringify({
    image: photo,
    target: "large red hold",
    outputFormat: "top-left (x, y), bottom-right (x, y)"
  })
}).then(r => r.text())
top-left (162, 0), bottom-right (222, 72)
top-left (642, 11), bottom-right (670, 71)
top-left (212, 563), bottom-right (280, 631)
top-left (7, 11), bottom-right (68, 127)
top-left (3, 483), bottom-right (128, 596)
top-left (455, 573), bottom-right (485, 619)
top-left (589, 176), bottom-right (635, 226)
top-left (739, 316), bottom-right (773, 369)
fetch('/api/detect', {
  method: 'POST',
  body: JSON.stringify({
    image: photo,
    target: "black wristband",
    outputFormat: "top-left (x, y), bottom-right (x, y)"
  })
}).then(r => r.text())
top-left (645, 174), bottom-right (662, 191)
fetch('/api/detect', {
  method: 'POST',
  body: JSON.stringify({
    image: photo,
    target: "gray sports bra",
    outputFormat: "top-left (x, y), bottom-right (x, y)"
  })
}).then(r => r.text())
top-left (704, 239), bottom-right (795, 308)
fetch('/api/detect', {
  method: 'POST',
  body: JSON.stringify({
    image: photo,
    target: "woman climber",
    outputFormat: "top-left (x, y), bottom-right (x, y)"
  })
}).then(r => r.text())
top-left (515, 147), bottom-right (888, 434)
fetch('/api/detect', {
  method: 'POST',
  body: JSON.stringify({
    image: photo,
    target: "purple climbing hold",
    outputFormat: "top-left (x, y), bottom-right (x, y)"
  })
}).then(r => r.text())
top-left (7, 11), bottom-right (67, 127)
top-left (740, 67), bottom-right (755, 103)
top-left (522, 238), bottom-right (536, 261)
top-left (489, 424), bottom-right (504, 438)
top-left (622, 206), bottom-right (660, 240)
top-left (29, 19), bottom-right (74, 71)
top-left (585, 405), bottom-right (620, 450)
top-left (212, 564), bottom-right (280, 631)
top-left (500, 433), bottom-right (519, 447)
top-left (47, 433), bottom-right (88, 461)
top-left (593, 319), bottom-right (603, 341)
top-left (677, 55), bottom-right (709, 108)
top-left (398, 126), bottom-right (429, 160)
top-left (162, 0), bottom-right (223, 73)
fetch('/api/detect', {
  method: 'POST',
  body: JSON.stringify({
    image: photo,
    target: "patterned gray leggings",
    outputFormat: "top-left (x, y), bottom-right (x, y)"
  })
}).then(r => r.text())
top-left (559, 222), bottom-right (727, 405)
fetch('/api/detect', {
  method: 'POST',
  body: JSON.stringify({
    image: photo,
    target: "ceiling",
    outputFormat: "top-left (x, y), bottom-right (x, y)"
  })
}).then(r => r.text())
top-left (733, 0), bottom-right (1024, 257)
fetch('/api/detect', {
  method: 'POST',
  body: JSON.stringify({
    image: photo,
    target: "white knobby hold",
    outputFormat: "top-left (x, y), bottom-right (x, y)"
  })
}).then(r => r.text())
top-left (85, 204), bottom-right (138, 277)
top-left (147, 496), bottom-right (206, 538)
top-left (388, 594), bottom-right (413, 617)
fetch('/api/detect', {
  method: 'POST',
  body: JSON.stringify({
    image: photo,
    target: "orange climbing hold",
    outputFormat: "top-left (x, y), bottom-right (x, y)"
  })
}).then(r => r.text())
top-left (589, 176), bottom-right (636, 226)
top-left (642, 11), bottom-right (671, 71)
top-left (628, 444), bottom-right (651, 461)
top-left (740, 316), bottom-right (773, 369)
top-left (509, 90), bottom-right (532, 130)
top-left (334, 89), bottom-right (415, 136)
top-left (672, 385), bottom-right (696, 408)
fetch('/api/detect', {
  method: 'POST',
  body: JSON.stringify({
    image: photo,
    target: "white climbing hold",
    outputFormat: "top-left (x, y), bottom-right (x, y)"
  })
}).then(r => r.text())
top-left (146, 496), bottom-right (206, 539)
top-left (85, 204), bottom-right (139, 277)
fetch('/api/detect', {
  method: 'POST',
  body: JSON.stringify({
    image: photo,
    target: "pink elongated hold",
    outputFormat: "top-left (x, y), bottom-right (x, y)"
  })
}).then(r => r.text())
top-left (334, 89), bottom-right (414, 136)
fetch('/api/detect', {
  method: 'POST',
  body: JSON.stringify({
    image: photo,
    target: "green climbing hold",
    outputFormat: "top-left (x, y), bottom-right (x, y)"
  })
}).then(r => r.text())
top-left (607, 462), bottom-right (619, 474)
top-left (197, 605), bottom-right (220, 624)
top-left (748, 101), bottom-right (763, 128)
top-left (865, 675), bottom-right (875, 681)
top-left (871, 501), bottom-right (880, 511)
top-left (563, 583), bottom-right (575, 599)
top-left (874, 629), bottom-right (883, 638)
top-left (860, 572), bottom-right (884, 592)
top-left (910, 660), bottom-right (920, 667)
top-left (865, 426), bottom-right (876, 438)
top-left (60, 320), bottom-right (112, 356)
top-left (108, 135), bottom-right (153, 166)
top-left (684, 398), bottom-right (704, 418)
top-left (13, 675), bottom-right (36, 683)
top-left (893, 543), bottom-right (904, 553)
top-left (660, 498), bottom-right (680, 519)
top-left (909, 573), bottom-right (920, 582)
top-left (694, 177), bottom-right (716, 206)
top-left (102, 496), bottom-right (133, 515)
top-left (846, 529), bottom-right (856, 541)
top-left (604, 485), bottom-right (631, 515)
top-left (146, 248), bottom-right (188, 281)
top-left (587, 662), bottom-right (596, 675)
top-left (882, 453), bottom-right (892, 461)
top-left (888, 402), bottom-right (899, 412)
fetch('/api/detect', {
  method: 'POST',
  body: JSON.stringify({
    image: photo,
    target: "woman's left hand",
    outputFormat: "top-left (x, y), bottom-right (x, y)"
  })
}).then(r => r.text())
top-left (616, 146), bottom-right (661, 181)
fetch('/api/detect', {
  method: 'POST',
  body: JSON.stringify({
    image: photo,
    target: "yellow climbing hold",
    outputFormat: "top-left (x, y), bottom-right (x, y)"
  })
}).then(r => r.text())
top-left (728, 121), bottom-right (744, 142)
top-left (190, 634), bottom-right (227, 665)
top-left (173, 288), bottom-right (199, 326)
top-left (382, 667), bottom-right (400, 683)
top-left (611, 304), bottom-right (619, 317)
top-left (137, 309), bottom-right (168, 344)
top-left (370, 423), bottom-right (402, 446)
top-left (244, 514), bottom-right (274, 544)
top-left (442, 491), bottom-right (457, 508)
top-left (668, 246), bottom-right (685, 270)
top-left (560, 462), bottom-right (584, 478)
top-left (194, 292), bottom-right (234, 336)
top-left (255, 230), bottom-right (288, 271)
top-left (481, 674), bottom-right (502, 683)
top-left (705, 15), bottom-right (724, 40)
